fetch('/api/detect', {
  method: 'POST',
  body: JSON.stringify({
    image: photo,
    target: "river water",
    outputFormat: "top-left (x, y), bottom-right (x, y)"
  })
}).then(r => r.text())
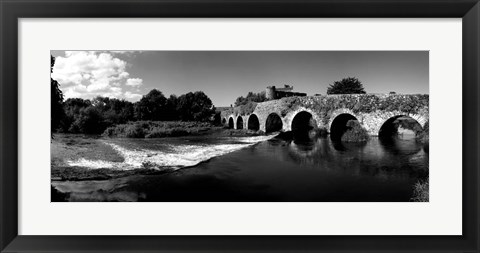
top-left (52, 134), bottom-right (428, 202)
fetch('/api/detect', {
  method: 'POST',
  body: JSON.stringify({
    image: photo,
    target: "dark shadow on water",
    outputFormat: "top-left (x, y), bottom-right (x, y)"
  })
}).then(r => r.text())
top-left (330, 113), bottom-right (357, 141)
top-left (53, 134), bottom-right (429, 202)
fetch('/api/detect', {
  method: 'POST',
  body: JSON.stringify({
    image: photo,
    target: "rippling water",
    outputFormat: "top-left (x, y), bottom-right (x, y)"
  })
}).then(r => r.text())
top-left (52, 135), bottom-right (428, 202)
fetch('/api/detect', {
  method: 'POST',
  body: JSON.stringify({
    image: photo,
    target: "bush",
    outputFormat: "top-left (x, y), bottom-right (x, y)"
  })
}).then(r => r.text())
top-left (103, 121), bottom-right (214, 138)
top-left (125, 124), bottom-right (146, 138)
top-left (233, 101), bottom-right (257, 116)
top-left (341, 120), bottom-right (369, 142)
top-left (411, 177), bottom-right (429, 202)
top-left (417, 120), bottom-right (429, 143)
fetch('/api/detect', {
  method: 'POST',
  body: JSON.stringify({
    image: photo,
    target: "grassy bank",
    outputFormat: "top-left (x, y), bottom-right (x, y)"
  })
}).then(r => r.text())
top-left (103, 121), bottom-right (220, 138)
top-left (51, 134), bottom-right (182, 182)
top-left (102, 121), bottom-right (267, 138)
top-left (411, 177), bottom-right (429, 202)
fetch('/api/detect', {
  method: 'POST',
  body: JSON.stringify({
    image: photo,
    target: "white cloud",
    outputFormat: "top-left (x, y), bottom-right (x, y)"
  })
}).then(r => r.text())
top-left (126, 78), bottom-right (143, 87)
top-left (52, 51), bottom-right (143, 101)
top-left (124, 91), bottom-right (143, 102)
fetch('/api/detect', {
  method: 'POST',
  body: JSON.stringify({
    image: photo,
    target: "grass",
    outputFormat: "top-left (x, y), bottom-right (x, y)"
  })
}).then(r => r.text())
top-left (51, 134), bottom-right (124, 167)
top-left (103, 121), bottom-right (218, 138)
top-left (411, 177), bottom-right (429, 202)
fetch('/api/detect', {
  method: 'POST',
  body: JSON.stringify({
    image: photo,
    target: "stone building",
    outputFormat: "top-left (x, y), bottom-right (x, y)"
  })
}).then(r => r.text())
top-left (265, 85), bottom-right (307, 100)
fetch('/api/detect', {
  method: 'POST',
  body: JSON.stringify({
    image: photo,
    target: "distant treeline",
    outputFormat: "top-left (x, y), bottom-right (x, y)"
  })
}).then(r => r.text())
top-left (55, 89), bottom-right (217, 135)
top-left (234, 91), bottom-right (267, 107)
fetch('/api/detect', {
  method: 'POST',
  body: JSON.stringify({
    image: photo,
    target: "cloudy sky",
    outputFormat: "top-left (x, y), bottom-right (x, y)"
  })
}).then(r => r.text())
top-left (51, 51), bottom-right (429, 107)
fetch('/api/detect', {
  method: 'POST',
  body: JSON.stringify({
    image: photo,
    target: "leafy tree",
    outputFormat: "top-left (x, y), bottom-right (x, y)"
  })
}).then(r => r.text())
top-left (176, 91), bottom-right (215, 121)
top-left (51, 55), bottom-right (64, 133)
top-left (326, 77), bottom-right (366, 95)
top-left (164, 94), bottom-right (179, 120)
top-left (61, 98), bottom-right (92, 133)
top-left (61, 97), bottom-right (134, 134)
top-left (72, 106), bottom-right (105, 134)
top-left (134, 89), bottom-right (168, 120)
top-left (234, 91), bottom-right (267, 106)
top-left (92, 96), bottom-right (134, 126)
top-left (57, 88), bottom-right (217, 134)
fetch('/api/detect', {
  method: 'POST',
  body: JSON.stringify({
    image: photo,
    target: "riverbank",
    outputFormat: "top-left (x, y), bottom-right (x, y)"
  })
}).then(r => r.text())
top-left (102, 121), bottom-right (264, 138)
top-left (51, 134), bottom-right (166, 181)
top-left (411, 176), bottom-right (429, 202)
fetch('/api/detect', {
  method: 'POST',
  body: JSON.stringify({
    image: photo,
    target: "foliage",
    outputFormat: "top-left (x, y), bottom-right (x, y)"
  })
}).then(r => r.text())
top-left (393, 117), bottom-right (424, 136)
top-left (234, 91), bottom-right (267, 106)
top-left (164, 94), bottom-right (179, 121)
top-left (417, 120), bottom-right (429, 143)
top-left (134, 89), bottom-right (168, 121)
top-left (51, 55), bottom-right (64, 134)
top-left (327, 77), bottom-right (366, 95)
top-left (56, 89), bottom-right (217, 135)
top-left (176, 91), bottom-right (216, 121)
top-left (70, 106), bottom-right (105, 134)
top-left (341, 120), bottom-right (369, 142)
top-left (411, 177), bottom-right (429, 202)
top-left (60, 97), bottom-right (134, 134)
top-left (233, 101), bottom-right (257, 116)
top-left (103, 121), bottom-right (215, 138)
top-left (92, 96), bottom-right (135, 126)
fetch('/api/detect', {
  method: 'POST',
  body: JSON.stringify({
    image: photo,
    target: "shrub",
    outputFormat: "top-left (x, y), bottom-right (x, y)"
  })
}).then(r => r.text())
top-left (411, 177), bottom-right (429, 202)
top-left (233, 101), bottom-right (257, 116)
top-left (417, 120), bottom-right (429, 143)
top-left (341, 120), bottom-right (369, 142)
top-left (103, 127), bottom-right (116, 137)
top-left (103, 121), bottom-right (214, 138)
top-left (125, 124), bottom-right (145, 138)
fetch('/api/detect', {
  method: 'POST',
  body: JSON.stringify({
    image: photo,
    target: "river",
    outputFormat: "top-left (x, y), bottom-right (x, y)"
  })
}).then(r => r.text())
top-left (52, 134), bottom-right (428, 202)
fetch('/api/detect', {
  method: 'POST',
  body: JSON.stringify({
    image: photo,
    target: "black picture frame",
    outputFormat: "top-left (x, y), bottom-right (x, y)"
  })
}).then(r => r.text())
top-left (1, 0), bottom-right (479, 252)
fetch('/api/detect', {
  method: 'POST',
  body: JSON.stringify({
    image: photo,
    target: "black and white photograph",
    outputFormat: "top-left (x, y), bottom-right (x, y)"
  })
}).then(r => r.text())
top-left (50, 51), bottom-right (429, 202)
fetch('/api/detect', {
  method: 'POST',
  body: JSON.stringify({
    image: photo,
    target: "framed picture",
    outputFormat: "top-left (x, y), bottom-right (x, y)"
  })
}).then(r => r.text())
top-left (1, 0), bottom-right (479, 252)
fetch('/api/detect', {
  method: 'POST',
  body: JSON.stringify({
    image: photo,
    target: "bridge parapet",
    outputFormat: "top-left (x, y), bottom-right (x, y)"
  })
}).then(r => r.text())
top-left (221, 94), bottom-right (429, 135)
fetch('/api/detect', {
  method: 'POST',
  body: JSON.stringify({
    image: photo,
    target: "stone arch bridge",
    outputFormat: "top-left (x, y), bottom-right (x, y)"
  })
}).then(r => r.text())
top-left (220, 94), bottom-right (429, 137)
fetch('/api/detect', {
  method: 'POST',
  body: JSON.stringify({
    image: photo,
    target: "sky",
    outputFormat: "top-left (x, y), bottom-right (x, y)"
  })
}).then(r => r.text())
top-left (51, 51), bottom-right (429, 107)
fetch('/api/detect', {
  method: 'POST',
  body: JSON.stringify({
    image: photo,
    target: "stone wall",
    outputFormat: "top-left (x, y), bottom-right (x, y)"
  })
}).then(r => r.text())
top-left (221, 94), bottom-right (429, 136)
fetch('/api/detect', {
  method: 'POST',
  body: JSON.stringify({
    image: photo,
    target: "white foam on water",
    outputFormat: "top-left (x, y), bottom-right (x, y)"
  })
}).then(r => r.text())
top-left (67, 158), bottom-right (117, 169)
top-left (66, 134), bottom-right (275, 171)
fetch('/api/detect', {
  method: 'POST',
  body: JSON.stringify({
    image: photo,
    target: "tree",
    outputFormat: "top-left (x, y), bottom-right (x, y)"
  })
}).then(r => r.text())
top-left (72, 106), bottom-right (105, 134)
top-left (326, 77), bottom-right (366, 95)
top-left (51, 55), bottom-right (64, 134)
top-left (164, 94), bottom-right (179, 120)
top-left (176, 91), bottom-right (215, 121)
top-left (234, 91), bottom-right (267, 106)
top-left (134, 89), bottom-right (168, 120)
top-left (93, 97), bottom-right (134, 126)
top-left (61, 98), bottom-right (92, 133)
top-left (60, 97), bottom-right (134, 134)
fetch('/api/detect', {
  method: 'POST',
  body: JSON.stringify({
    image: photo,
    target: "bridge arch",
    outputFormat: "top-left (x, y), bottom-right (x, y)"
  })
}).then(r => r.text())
top-left (265, 113), bottom-right (283, 133)
top-left (228, 117), bottom-right (235, 129)
top-left (236, 116), bottom-right (244, 130)
top-left (378, 115), bottom-right (423, 139)
top-left (330, 113), bottom-right (359, 141)
top-left (291, 111), bottom-right (318, 139)
top-left (247, 114), bottom-right (260, 131)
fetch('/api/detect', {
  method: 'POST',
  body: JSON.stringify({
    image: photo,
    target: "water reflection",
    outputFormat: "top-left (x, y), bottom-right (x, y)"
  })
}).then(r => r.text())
top-left (285, 135), bottom-right (428, 181)
top-left (53, 134), bottom-right (429, 202)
